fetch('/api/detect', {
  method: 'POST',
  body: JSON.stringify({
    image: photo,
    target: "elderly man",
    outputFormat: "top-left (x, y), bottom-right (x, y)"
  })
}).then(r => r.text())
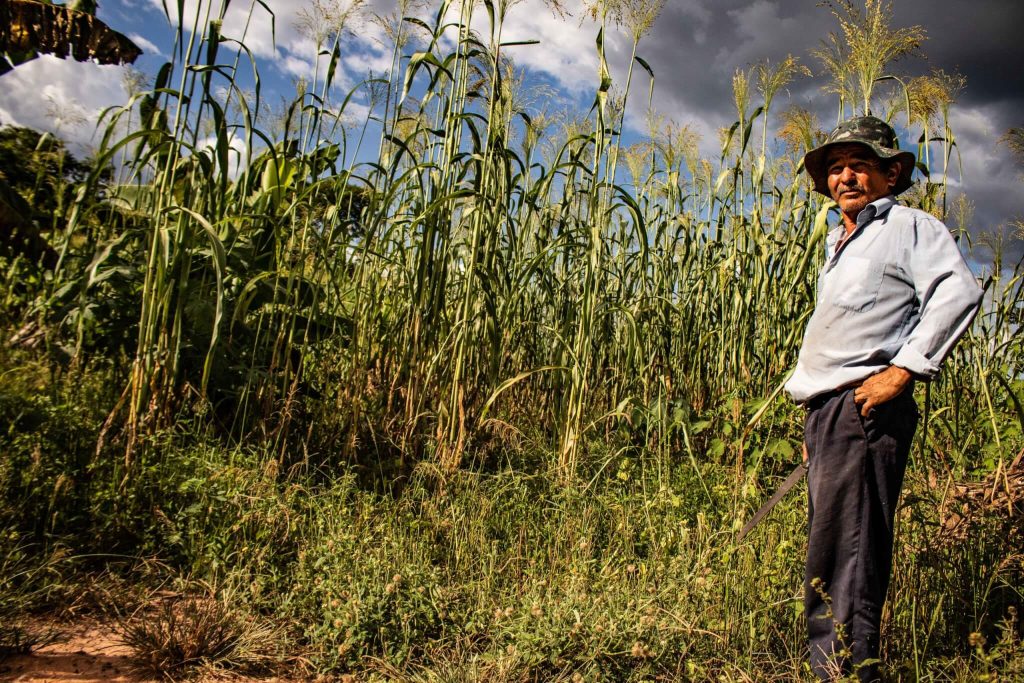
top-left (785, 116), bottom-right (983, 681)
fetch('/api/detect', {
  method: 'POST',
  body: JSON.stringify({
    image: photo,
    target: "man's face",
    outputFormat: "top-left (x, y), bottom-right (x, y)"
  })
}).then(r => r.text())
top-left (825, 143), bottom-right (901, 215)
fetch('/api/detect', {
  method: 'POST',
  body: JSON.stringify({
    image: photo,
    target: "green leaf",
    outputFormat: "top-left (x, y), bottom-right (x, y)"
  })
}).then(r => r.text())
top-left (634, 55), bottom-right (654, 79)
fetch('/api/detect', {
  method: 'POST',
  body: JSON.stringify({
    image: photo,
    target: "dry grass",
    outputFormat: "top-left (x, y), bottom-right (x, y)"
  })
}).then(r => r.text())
top-left (115, 588), bottom-right (289, 680)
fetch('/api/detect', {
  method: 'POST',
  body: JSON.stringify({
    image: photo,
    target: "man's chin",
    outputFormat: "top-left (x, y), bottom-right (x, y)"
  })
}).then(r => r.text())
top-left (837, 196), bottom-right (869, 214)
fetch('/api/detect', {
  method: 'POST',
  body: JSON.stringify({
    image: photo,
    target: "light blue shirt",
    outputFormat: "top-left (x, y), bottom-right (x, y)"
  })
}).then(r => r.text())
top-left (785, 196), bottom-right (983, 404)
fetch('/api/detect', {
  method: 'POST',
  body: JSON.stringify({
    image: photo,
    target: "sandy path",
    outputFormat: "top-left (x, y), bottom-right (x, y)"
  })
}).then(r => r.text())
top-left (2, 617), bottom-right (319, 683)
top-left (1, 619), bottom-right (141, 683)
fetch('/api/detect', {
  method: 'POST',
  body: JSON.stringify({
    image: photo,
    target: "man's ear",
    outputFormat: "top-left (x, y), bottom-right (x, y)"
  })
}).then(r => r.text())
top-left (886, 161), bottom-right (901, 190)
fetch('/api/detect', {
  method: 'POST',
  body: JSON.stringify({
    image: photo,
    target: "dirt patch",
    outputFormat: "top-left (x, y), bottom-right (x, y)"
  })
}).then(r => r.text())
top-left (1, 617), bottom-right (307, 683)
top-left (1, 618), bottom-right (140, 682)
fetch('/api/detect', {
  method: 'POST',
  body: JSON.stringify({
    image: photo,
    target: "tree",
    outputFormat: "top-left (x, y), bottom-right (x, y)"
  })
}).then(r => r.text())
top-left (0, 126), bottom-right (95, 267)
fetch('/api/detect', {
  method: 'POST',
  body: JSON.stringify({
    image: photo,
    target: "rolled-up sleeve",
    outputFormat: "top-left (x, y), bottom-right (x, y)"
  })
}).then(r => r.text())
top-left (890, 214), bottom-right (983, 378)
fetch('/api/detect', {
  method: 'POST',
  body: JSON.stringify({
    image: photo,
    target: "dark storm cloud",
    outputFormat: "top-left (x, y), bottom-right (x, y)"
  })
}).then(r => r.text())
top-left (628, 1), bottom-right (833, 123)
top-left (891, 0), bottom-right (1024, 116)
top-left (609, 0), bottom-right (1022, 261)
top-left (632, 0), bottom-right (1024, 129)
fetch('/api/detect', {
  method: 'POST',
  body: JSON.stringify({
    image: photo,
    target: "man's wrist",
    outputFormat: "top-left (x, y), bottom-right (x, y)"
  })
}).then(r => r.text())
top-left (887, 365), bottom-right (915, 388)
top-left (888, 365), bottom-right (913, 380)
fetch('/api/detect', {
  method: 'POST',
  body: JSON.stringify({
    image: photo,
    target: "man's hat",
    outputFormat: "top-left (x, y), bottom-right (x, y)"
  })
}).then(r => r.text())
top-left (803, 115), bottom-right (916, 197)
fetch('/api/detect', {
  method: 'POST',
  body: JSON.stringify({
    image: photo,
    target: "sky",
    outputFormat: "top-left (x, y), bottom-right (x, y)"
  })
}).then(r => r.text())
top-left (1, 0), bottom-right (1021, 261)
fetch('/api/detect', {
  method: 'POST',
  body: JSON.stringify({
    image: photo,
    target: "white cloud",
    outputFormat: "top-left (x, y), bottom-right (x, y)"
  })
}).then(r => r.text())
top-left (144, 0), bottom-right (283, 58)
top-left (196, 131), bottom-right (250, 180)
top-left (948, 106), bottom-right (1023, 216)
top-left (669, 0), bottom-right (714, 45)
top-left (0, 56), bottom-right (131, 153)
top-left (950, 106), bottom-right (999, 143)
top-left (493, 1), bottom-right (599, 96)
top-left (282, 54), bottom-right (318, 80)
top-left (0, 1), bottom-right (721, 164)
top-left (343, 44), bottom-right (393, 80)
top-left (142, 0), bottom-right (401, 94)
top-left (127, 32), bottom-right (165, 58)
top-left (339, 101), bottom-right (371, 127)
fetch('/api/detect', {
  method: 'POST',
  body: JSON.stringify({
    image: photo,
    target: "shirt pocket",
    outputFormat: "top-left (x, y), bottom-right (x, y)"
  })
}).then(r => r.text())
top-left (829, 255), bottom-right (885, 313)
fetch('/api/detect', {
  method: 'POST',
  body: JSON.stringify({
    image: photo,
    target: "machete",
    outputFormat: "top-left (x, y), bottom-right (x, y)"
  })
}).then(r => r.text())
top-left (737, 461), bottom-right (808, 541)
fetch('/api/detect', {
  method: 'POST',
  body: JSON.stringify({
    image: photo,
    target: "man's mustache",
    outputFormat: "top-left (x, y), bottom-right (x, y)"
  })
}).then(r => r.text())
top-left (838, 184), bottom-right (865, 194)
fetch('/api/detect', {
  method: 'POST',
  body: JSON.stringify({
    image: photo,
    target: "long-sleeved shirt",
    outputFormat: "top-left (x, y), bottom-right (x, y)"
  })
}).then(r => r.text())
top-left (785, 195), bottom-right (983, 404)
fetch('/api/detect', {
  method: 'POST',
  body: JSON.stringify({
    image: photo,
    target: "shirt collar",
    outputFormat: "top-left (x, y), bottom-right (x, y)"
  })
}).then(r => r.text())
top-left (825, 195), bottom-right (897, 259)
top-left (856, 195), bottom-right (896, 228)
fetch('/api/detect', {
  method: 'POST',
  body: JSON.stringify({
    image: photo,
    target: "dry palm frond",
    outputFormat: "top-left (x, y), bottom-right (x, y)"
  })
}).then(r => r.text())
top-left (0, 0), bottom-right (141, 75)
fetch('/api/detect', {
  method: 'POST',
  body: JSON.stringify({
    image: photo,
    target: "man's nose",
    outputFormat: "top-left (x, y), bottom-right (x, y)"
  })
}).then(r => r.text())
top-left (837, 166), bottom-right (857, 183)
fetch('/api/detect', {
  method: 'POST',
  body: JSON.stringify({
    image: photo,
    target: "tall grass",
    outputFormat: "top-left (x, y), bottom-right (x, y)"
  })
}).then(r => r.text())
top-left (32, 0), bottom-right (1014, 484)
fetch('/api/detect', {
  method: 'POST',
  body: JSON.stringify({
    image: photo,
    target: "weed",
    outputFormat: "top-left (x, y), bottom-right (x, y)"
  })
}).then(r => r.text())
top-left (115, 582), bottom-right (288, 679)
top-left (0, 532), bottom-right (68, 660)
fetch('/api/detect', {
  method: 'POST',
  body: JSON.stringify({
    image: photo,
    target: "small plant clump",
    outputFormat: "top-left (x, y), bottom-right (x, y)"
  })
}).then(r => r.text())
top-left (115, 588), bottom-right (286, 678)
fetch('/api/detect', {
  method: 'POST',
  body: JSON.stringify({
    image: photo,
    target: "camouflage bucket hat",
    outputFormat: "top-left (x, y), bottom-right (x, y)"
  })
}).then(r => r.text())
top-left (803, 115), bottom-right (916, 197)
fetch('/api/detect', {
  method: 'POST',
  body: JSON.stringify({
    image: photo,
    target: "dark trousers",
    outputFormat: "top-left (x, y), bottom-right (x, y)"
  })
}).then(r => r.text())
top-left (803, 387), bottom-right (918, 682)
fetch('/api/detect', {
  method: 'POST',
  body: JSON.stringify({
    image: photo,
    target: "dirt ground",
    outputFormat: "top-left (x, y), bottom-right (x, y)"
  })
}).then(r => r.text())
top-left (0, 619), bottom-right (308, 683)
top-left (1, 616), bottom-right (322, 683)
top-left (1, 619), bottom-right (140, 683)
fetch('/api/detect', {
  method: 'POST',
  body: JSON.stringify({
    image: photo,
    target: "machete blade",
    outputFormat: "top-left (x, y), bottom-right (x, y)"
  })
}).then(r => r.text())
top-left (737, 461), bottom-right (808, 541)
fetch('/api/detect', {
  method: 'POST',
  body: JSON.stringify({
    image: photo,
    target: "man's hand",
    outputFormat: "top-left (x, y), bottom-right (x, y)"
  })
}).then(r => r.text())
top-left (853, 366), bottom-right (913, 417)
top-left (802, 442), bottom-right (808, 463)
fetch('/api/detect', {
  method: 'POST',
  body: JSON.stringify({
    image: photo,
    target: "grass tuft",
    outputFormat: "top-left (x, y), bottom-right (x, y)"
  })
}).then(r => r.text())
top-left (116, 584), bottom-right (289, 679)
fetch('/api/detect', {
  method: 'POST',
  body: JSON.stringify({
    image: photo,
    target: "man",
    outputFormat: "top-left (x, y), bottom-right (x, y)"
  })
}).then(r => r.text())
top-left (785, 116), bottom-right (983, 681)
